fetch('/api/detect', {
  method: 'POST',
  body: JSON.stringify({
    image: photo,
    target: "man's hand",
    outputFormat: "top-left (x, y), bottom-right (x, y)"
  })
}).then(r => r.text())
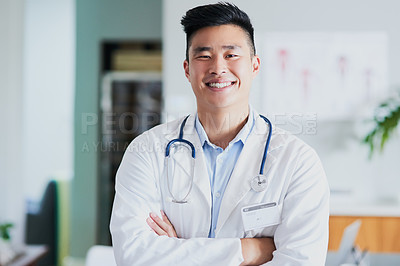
top-left (240, 237), bottom-right (275, 265)
top-left (146, 211), bottom-right (177, 237)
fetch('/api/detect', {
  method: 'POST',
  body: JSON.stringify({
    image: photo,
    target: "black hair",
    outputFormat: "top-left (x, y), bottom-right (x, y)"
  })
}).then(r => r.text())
top-left (181, 2), bottom-right (256, 61)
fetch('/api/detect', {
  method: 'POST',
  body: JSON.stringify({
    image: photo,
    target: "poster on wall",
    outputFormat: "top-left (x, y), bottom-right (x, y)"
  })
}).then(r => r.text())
top-left (258, 32), bottom-right (388, 120)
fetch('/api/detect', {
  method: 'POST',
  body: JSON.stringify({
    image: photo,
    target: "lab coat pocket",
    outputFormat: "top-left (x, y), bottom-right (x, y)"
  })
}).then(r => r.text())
top-left (244, 224), bottom-right (279, 238)
top-left (241, 202), bottom-right (282, 237)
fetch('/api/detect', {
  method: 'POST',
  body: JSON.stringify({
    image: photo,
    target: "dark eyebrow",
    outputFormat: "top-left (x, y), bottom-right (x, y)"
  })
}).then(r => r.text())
top-left (222, 45), bottom-right (241, 50)
top-left (192, 45), bottom-right (242, 55)
top-left (193, 46), bottom-right (212, 55)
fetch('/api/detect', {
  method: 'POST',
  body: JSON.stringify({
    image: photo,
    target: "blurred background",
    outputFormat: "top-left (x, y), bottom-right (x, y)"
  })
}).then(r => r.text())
top-left (1, 0), bottom-right (400, 265)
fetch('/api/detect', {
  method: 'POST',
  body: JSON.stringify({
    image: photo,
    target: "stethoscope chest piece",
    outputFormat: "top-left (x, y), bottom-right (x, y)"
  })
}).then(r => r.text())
top-left (251, 175), bottom-right (268, 192)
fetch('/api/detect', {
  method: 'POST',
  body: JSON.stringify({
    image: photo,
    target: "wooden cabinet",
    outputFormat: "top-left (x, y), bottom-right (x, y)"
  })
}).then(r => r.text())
top-left (329, 216), bottom-right (400, 252)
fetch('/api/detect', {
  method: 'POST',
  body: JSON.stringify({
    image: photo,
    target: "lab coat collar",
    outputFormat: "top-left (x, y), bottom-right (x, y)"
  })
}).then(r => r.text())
top-left (163, 110), bottom-right (284, 152)
top-left (253, 110), bottom-right (285, 152)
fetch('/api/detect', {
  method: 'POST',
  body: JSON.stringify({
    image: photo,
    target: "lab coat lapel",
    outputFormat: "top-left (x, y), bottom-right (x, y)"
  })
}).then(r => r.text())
top-left (216, 114), bottom-right (277, 233)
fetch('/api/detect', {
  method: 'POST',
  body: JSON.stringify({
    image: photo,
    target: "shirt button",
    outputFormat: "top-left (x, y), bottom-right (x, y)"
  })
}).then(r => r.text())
top-left (215, 192), bottom-right (221, 198)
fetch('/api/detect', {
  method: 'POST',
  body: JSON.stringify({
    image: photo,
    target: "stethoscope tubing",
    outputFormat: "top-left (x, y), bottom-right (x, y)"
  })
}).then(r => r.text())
top-left (258, 115), bottom-right (272, 175)
top-left (165, 115), bottom-right (195, 158)
top-left (164, 114), bottom-right (273, 202)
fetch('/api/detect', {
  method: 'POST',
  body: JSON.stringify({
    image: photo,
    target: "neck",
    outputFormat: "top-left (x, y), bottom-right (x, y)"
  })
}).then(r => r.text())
top-left (197, 104), bottom-right (249, 149)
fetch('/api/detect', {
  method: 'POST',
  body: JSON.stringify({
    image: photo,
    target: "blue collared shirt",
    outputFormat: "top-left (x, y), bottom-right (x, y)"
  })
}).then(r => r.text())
top-left (195, 108), bottom-right (255, 238)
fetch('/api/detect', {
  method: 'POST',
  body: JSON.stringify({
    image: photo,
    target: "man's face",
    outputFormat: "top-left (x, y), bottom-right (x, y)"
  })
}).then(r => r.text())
top-left (184, 24), bottom-right (260, 111)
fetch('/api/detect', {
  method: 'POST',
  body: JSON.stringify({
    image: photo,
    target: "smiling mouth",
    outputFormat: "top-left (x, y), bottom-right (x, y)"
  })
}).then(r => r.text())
top-left (205, 81), bottom-right (236, 89)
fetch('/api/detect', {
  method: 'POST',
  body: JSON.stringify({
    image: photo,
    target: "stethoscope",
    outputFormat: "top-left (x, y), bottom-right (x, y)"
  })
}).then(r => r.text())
top-left (165, 114), bottom-right (272, 203)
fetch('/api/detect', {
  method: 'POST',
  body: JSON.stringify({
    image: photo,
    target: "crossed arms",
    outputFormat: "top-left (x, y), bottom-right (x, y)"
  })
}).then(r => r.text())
top-left (146, 210), bottom-right (276, 265)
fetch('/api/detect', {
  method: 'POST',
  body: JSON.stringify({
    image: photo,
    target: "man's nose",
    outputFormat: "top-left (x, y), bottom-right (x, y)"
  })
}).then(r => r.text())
top-left (209, 56), bottom-right (227, 75)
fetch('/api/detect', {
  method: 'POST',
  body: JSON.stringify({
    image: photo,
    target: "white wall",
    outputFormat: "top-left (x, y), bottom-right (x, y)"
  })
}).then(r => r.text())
top-left (0, 0), bottom-right (75, 243)
top-left (0, 0), bottom-right (25, 244)
top-left (23, 0), bottom-right (75, 200)
top-left (163, 0), bottom-right (400, 202)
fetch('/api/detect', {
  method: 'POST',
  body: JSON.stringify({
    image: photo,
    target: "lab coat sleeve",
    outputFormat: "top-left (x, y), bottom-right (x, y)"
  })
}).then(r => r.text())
top-left (265, 146), bottom-right (330, 266)
top-left (110, 135), bottom-right (244, 266)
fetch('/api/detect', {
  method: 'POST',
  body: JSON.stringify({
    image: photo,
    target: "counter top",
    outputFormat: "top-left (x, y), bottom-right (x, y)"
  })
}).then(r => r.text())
top-left (326, 252), bottom-right (400, 266)
top-left (330, 201), bottom-right (400, 217)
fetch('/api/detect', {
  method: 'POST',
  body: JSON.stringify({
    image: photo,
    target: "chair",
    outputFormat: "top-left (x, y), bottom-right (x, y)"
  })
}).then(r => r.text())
top-left (25, 179), bottom-right (70, 266)
top-left (25, 180), bottom-right (57, 265)
top-left (85, 245), bottom-right (116, 266)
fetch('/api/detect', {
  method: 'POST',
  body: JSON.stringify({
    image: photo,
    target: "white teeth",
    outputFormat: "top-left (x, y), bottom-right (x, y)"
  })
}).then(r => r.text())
top-left (208, 82), bottom-right (232, 88)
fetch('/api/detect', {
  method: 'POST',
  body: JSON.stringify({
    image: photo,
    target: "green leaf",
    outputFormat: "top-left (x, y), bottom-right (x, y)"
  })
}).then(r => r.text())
top-left (0, 223), bottom-right (13, 240)
top-left (363, 90), bottom-right (400, 158)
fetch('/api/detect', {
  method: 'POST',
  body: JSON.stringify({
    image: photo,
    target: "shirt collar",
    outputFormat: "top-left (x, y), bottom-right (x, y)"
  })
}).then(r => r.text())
top-left (195, 106), bottom-right (255, 149)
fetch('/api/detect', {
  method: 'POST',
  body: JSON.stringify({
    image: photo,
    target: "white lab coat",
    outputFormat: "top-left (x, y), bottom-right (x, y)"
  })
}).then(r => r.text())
top-left (110, 111), bottom-right (330, 266)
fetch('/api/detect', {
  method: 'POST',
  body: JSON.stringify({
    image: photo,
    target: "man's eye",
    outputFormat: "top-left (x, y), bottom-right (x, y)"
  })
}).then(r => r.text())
top-left (197, 55), bottom-right (210, 59)
top-left (226, 54), bottom-right (238, 58)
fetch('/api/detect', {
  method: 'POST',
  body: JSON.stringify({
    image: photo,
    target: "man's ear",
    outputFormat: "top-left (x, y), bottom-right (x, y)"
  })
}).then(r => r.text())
top-left (183, 60), bottom-right (190, 81)
top-left (252, 55), bottom-right (261, 77)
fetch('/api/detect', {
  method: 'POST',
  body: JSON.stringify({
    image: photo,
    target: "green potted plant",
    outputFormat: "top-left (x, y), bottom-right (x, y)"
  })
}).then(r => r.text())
top-left (363, 91), bottom-right (400, 157)
top-left (0, 223), bottom-right (13, 241)
top-left (0, 222), bottom-right (16, 265)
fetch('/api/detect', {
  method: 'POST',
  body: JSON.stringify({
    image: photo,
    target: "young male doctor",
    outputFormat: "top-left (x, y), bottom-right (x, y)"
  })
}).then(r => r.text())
top-left (110, 2), bottom-right (329, 265)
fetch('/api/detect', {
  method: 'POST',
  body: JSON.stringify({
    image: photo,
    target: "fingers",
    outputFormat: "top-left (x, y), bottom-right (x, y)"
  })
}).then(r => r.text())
top-left (161, 210), bottom-right (177, 237)
top-left (146, 215), bottom-right (167, 236)
top-left (146, 211), bottom-right (177, 238)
